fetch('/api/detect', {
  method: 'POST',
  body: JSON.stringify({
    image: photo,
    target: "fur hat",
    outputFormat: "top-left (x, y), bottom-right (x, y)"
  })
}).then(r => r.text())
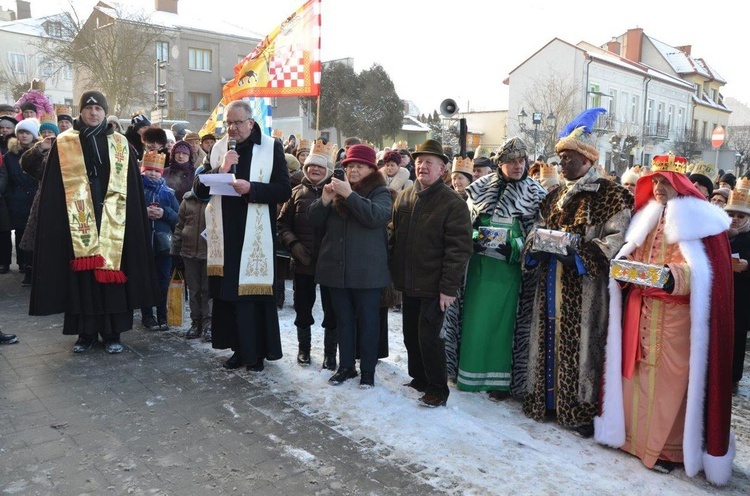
top-left (143, 127), bottom-right (168, 146)
top-left (79, 90), bottom-right (108, 114)
top-left (411, 139), bottom-right (449, 164)
top-left (555, 108), bottom-right (606, 163)
top-left (15, 118), bottom-right (39, 139)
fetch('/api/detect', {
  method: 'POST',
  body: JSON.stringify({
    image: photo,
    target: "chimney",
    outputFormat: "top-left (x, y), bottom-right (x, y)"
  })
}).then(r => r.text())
top-left (606, 38), bottom-right (621, 55)
top-left (622, 28), bottom-right (644, 62)
top-left (676, 45), bottom-right (692, 56)
top-left (155, 0), bottom-right (178, 14)
top-left (15, 0), bottom-right (31, 20)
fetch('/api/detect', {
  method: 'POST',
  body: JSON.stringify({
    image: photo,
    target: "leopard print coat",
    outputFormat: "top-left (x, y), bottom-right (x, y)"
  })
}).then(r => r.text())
top-left (523, 170), bottom-right (633, 427)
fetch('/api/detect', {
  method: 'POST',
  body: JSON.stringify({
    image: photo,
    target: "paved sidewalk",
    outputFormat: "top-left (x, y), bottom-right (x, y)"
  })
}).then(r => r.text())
top-left (0, 272), bottom-right (436, 495)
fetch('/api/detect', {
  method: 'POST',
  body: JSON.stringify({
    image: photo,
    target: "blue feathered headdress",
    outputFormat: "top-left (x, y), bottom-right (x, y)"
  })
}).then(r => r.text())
top-left (555, 107), bottom-right (607, 162)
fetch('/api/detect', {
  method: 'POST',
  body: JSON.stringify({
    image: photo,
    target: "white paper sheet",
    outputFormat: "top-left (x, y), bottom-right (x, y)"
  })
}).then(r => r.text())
top-left (199, 173), bottom-right (240, 196)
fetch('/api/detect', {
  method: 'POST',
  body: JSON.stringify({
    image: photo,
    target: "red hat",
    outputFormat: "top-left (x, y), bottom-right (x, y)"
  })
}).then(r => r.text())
top-left (634, 153), bottom-right (704, 211)
top-left (341, 144), bottom-right (377, 170)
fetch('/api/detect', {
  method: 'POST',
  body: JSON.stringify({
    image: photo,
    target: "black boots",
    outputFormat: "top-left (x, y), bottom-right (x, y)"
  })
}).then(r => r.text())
top-left (322, 327), bottom-right (337, 370)
top-left (297, 326), bottom-right (311, 365)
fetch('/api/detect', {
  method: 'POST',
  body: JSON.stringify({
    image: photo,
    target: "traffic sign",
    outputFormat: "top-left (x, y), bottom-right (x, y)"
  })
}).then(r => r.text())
top-left (711, 126), bottom-right (725, 149)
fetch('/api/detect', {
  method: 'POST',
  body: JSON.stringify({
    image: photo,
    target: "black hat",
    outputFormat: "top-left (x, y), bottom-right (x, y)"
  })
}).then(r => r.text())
top-left (20, 102), bottom-right (37, 113)
top-left (131, 114), bottom-right (151, 132)
top-left (688, 173), bottom-right (714, 197)
top-left (0, 103), bottom-right (16, 114)
top-left (79, 90), bottom-right (108, 114)
top-left (720, 172), bottom-right (737, 189)
top-left (473, 156), bottom-right (495, 169)
top-left (0, 115), bottom-right (18, 127)
top-left (57, 114), bottom-right (73, 124)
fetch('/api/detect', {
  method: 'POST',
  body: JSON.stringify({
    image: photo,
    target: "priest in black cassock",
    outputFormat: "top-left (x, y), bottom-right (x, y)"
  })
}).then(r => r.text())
top-left (194, 100), bottom-right (291, 371)
top-left (29, 90), bottom-right (160, 354)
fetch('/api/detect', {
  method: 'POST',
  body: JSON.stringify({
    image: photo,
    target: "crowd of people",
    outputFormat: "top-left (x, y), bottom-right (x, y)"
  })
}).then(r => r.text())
top-left (0, 89), bottom-right (745, 486)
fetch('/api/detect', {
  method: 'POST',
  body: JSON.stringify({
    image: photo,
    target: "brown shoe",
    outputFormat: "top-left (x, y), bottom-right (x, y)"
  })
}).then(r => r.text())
top-left (487, 390), bottom-right (510, 402)
top-left (418, 394), bottom-right (447, 408)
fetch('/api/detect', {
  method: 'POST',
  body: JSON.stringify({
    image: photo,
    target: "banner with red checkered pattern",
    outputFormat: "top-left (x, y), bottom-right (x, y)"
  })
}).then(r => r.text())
top-left (223, 0), bottom-right (321, 100)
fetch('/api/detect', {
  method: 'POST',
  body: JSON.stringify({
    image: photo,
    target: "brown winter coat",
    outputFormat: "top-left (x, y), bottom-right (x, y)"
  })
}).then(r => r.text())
top-left (389, 179), bottom-right (473, 298)
top-left (171, 191), bottom-right (208, 260)
top-left (277, 175), bottom-right (326, 276)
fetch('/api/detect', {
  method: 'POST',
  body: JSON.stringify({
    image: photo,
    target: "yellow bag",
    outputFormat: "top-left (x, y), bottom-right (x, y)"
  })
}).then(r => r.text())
top-left (167, 269), bottom-right (184, 327)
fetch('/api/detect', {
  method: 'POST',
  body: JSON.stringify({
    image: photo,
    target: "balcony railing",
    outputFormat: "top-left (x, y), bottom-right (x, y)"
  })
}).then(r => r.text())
top-left (643, 121), bottom-right (670, 139)
top-left (594, 114), bottom-right (617, 132)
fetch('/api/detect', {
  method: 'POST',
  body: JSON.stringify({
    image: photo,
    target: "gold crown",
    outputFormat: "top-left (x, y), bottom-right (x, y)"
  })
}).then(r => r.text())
top-left (540, 162), bottom-right (557, 179)
top-left (651, 152), bottom-right (687, 174)
top-left (30, 79), bottom-right (45, 91)
top-left (39, 112), bottom-right (57, 125)
top-left (451, 156), bottom-right (473, 176)
top-left (142, 151), bottom-right (166, 170)
top-left (727, 187), bottom-right (750, 214)
top-left (55, 105), bottom-right (72, 116)
top-left (392, 140), bottom-right (408, 150)
top-left (687, 160), bottom-right (718, 181)
top-left (271, 129), bottom-right (283, 138)
top-left (297, 138), bottom-right (312, 151)
top-left (736, 177), bottom-right (750, 191)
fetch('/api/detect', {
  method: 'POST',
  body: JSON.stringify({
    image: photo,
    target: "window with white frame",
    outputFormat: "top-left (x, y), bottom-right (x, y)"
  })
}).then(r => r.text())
top-left (63, 64), bottom-right (73, 80)
top-left (156, 41), bottom-right (169, 62)
top-left (188, 48), bottom-right (212, 71)
top-left (608, 89), bottom-right (617, 116)
top-left (667, 105), bottom-right (674, 131)
top-left (189, 92), bottom-right (212, 112)
top-left (630, 95), bottom-right (639, 123)
top-left (677, 108), bottom-right (685, 133)
top-left (657, 102), bottom-right (664, 125)
top-left (646, 99), bottom-right (654, 124)
top-left (8, 53), bottom-right (26, 74)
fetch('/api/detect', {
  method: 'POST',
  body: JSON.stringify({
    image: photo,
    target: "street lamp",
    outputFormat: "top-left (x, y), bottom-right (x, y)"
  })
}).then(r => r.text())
top-left (518, 109), bottom-right (557, 158)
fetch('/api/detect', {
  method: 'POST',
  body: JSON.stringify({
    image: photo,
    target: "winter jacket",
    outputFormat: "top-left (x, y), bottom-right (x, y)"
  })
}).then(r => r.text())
top-left (0, 155), bottom-right (10, 231)
top-left (277, 176), bottom-right (327, 276)
top-left (3, 137), bottom-right (38, 230)
top-left (172, 191), bottom-right (208, 260)
top-left (308, 171), bottom-right (391, 289)
top-left (142, 175), bottom-right (179, 255)
top-left (18, 140), bottom-right (51, 251)
top-left (390, 179), bottom-right (473, 298)
top-left (163, 161), bottom-right (195, 203)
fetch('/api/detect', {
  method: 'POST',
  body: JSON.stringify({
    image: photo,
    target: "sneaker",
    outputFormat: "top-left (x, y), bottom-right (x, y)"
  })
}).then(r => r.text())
top-left (359, 371), bottom-right (374, 389)
top-left (418, 394), bottom-right (447, 408)
top-left (72, 336), bottom-right (96, 353)
top-left (0, 330), bottom-right (19, 344)
top-left (141, 316), bottom-right (159, 331)
top-left (328, 367), bottom-right (358, 386)
top-left (104, 339), bottom-right (124, 354)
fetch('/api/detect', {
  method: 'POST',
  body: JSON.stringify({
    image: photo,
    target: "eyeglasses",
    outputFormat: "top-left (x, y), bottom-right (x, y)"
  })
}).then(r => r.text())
top-left (223, 118), bottom-right (251, 128)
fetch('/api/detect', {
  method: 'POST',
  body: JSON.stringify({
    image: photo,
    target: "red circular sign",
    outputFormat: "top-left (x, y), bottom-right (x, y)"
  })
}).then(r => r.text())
top-left (711, 126), bottom-right (725, 148)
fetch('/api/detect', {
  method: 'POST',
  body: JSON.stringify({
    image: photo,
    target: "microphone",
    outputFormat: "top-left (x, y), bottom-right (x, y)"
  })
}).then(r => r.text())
top-left (228, 139), bottom-right (237, 174)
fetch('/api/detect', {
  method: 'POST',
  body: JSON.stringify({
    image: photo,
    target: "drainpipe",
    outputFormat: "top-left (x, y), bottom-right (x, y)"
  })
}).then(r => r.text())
top-left (641, 75), bottom-right (651, 165)
top-left (584, 56), bottom-right (593, 109)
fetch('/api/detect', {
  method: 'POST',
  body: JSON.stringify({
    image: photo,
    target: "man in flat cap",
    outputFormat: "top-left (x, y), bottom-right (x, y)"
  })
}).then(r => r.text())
top-left (29, 90), bottom-right (159, 354)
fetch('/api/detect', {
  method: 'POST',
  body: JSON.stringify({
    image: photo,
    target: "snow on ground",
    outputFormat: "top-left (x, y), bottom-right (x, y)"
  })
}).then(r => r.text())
top-left (184, 282), bottom-right (750, 495)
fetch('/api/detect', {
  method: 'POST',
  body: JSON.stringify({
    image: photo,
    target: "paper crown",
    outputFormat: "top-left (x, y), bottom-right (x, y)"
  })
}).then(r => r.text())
top-left (142, 151), bottom-right (166, 170)
top-left (392, 140), bottom-right (408, 150)
top-left (726, 183), bottom-right (750, 215)
top-left (39, 112), bottom-right (57, 125)
top-left (271, 129), bottom-right (283, 138)
top-left (297, 138), bottom-right (312, 152)
top-left (451, 156), bottom-right (473, 176)
top-left (540, 162), bottom-right (557, 180)
top-left (651, 152), bottom-right (687, 174)
top-left (30, 79), bottom-right (45, 91)
top-left (55, 105), bottom-right (72, 116)
top-left (686, 160), bottom-right (718, 182)
top-left (311, 138), bottom-right (334, 158)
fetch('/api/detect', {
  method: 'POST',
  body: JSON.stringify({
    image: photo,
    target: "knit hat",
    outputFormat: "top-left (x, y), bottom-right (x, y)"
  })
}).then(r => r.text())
top-left (79, 90), bottom-right (108, 114)
top-left (131, 114), bottom-right (151, 132)
top-left (0, 115), bottom-right (18, 128)
top-left (15, 118), bottom-right (39, 139)
top-left (201, 133), bottom-right (216, 143)
top-left (303, 142), bottom-right (334, 183)
top-left (341, 144), bottom-right (378, 170)
top-left (38, 113), bottom-right (59, 135)
top-left (285, 153), bottom-right (301, 173)
top-left (141, 150), bottom-right (167, 172)
top-left (0, 103), bottom-right (15, 114)
top-left (20, 102), bottom-right (37, 114)
top-left (495, 137), bottom-right (527, 165)
top-left (170, 140), bottom-right (194, 166)
top-left (411, 139), bottom-right (449, 164)
top-left (555, 108), bottom-right (607, 162)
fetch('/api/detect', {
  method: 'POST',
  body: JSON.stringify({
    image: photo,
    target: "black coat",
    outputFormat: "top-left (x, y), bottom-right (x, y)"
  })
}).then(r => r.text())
top-left (277, 176), bottom-right (327, 276)
top-left (3, 138), bottom-right (38, 230)
top-left (193, 124), bottom-right (292, 301)
top-left (730, 230), bottom-right (750, 332)
top-left (29, 127), bottom-right (160, 317)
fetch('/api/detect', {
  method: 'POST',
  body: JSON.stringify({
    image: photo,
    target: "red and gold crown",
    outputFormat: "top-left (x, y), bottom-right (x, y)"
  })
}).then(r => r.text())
top-left (142, 151), bottom-right (166, 170)
top-left (686, 160), bottom-right (718, 181)
top-left (651, 152), bottom-right (687, 174)
top-left (451, 156), bottom-right (473, 176)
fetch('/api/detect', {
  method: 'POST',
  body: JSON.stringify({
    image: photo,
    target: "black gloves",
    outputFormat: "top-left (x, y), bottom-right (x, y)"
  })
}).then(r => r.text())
top-left (554, 245), bottom-right (577, 268)
top-left (495, 241), bottom-right (512, 258)
top-left (473, 240), bottom-right (486, 254)
top-left (172, 255), bottom-right (185, 273)
top-left (663, 269), bottom-right (675, 293)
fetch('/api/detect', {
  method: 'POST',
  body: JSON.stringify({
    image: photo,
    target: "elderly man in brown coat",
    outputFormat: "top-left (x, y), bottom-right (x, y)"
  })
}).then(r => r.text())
top-left (390, 139), bottom-right (473, 407)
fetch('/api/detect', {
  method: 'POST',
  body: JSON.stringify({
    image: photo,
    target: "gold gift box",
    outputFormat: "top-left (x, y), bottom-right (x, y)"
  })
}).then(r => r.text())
top-left (478, 226), bottom-right (509, 249)
top-left (531, 228), bottom-right (580, 255)
top-left (609, 260), bottom-right (670, 288)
